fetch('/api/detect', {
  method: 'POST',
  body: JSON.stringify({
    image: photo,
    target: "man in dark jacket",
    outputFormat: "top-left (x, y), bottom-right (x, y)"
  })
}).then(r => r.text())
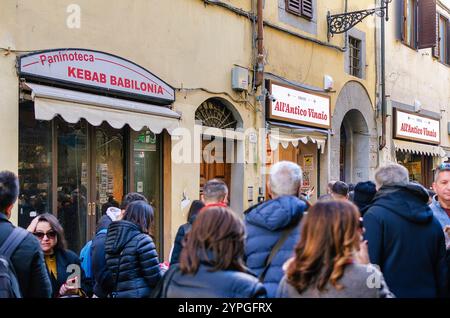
top-left (0, 170), bottom-right (52, 298)
top-left (363, 164), bottom-right (448, 298)
top-left (91, 192), bottom-right (147, 297)
top-left (244, 161), bottom-right (306, 297)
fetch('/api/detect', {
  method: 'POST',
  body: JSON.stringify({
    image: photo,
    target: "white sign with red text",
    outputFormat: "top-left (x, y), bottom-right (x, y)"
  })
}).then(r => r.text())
top-left (19, 49), bottom-right (174, 103)
top-left (395, 109), bottom-right (440, 144)
top-left (269, 83), bottom-right (330, 129)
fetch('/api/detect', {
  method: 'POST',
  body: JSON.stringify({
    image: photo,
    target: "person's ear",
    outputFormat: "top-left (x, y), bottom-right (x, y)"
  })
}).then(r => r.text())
top-left (432, 182), bottom-right (437, 193)
top-left (4, 204), bottom-right (14, 219)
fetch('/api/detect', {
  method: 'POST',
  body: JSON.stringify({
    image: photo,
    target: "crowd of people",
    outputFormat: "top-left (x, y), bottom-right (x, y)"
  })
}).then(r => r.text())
top-left (0, 161), bottom-right (449, 298)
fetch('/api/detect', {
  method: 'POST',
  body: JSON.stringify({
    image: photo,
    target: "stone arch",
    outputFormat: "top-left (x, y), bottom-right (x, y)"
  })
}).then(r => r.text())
top-left (330, 81), bottom-right (378, 182)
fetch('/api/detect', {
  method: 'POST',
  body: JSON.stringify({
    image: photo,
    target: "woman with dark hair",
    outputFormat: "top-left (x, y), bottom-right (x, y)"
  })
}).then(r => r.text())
top-left (27, 213), bottom-right (88, 297)
top-left (158, 206), bottom-right (266, 298)
top-left (277, 200), bottom-right (394, 298)
top-left (169, 200), bottom-right (205, 264)
top-left (104, 200), bottom-right (162, 298)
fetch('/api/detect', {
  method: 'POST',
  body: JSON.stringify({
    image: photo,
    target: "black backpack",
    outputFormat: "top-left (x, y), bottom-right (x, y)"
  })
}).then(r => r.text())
top-left (0, 227), bottom-right (28, 298)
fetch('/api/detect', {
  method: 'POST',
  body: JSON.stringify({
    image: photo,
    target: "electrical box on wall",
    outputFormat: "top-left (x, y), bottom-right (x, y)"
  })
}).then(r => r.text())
top-left (231, 65), bottom-right (249, 91)
top-left (447, 122), bottom-right (450, 135)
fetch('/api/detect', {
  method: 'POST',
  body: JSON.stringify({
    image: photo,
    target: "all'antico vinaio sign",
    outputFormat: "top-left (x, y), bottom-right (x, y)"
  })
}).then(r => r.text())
top-left (19, 49), bottom-right (175, 104)
top-left (394, 109), bottom-right (440, 145)
top-left (268, 81), bottom-right (331, 129)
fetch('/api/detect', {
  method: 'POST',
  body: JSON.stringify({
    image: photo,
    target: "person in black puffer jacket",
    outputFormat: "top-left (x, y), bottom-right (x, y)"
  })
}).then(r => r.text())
top-left (161, 206), bottom-right (266, 298)
top-left (105, 200), bottom-right (162, 298)
top-left (91, 192), bottom-right (148, 298)
top-left (169, 200), bottom-right (204, 265)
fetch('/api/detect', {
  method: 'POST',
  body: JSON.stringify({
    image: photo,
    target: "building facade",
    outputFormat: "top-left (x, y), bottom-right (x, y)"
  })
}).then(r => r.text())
top-left (260, 0), bottom-right (378, 198)
top-left (0, 0), bottom-right (262, 259)
top-left (382, 0), bottom-right (450, 187)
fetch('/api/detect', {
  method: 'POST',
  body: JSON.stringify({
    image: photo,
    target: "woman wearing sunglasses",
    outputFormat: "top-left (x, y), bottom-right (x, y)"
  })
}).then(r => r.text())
top-left (27, 213), bottom-right (88, 297)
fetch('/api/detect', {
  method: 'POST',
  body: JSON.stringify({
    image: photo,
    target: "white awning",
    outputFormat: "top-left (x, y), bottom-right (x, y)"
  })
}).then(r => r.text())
top-left (269, 132), bottom-right (327, 153)
top-left (393, 139), bottom-right (447, 158)
top-left (24, 83), bottom-right (181, 134)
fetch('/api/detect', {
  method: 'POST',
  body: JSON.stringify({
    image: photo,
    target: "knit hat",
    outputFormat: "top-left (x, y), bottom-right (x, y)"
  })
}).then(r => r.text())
top-left (353, 181), bottom-right (377, 212)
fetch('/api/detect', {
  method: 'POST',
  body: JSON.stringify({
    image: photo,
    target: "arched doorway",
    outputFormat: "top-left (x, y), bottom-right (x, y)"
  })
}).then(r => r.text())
top-left (331, 81), bottom-right (377, 183)
top-left (339, 110), bottom-right (370, 182)
top-left (195, 98), bottom-right (243, 211)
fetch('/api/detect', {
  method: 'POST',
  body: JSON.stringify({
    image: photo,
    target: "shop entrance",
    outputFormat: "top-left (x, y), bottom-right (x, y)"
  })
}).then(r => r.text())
top-left (396, 151), bottom-right (433, 188)
top-left (19, 102), bottom-right (163, 253)
top-left (200, 137), bottom-right (232, 200)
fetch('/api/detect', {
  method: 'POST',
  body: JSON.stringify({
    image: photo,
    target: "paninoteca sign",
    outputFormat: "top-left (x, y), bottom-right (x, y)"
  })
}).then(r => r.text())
top-left (394, 109), bottom-right (440, 144)
top-left (268, 81), bottom-right (330, 129)
top-left (19, 49), bottom-right (175, 104)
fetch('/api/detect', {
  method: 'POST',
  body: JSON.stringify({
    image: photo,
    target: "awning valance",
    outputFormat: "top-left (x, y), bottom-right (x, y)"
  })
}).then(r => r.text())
top-left (24, 83), bottom-right (181, 134)
top-left (393, 139), bottom-right (447, 158)
top-left (269, 132), bottom-right (327, 153)
top-left (267, 122), bottom-right (328, 153)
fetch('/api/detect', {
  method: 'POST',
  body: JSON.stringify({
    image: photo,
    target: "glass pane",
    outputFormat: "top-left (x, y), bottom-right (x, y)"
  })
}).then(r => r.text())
top-left (56, 118), bottom-right (88, 254)
top-left (440, 18), bottom-right (446, 62)
top-left (18, 102), bottom-right (52, 228)
top-left (95, 123), bottom-right (124, 224)
top-left (133, 129), bottom-right (161, 251)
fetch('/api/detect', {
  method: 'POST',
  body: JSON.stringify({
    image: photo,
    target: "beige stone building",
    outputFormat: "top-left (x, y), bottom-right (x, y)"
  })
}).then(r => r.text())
top-left (0, 0), bottom-right (415, 260)
top-left (382, 0), bottom-right (450, 187)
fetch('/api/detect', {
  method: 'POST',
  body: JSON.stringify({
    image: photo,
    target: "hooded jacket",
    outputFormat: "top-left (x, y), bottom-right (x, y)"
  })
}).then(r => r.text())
top-left (244, 196), bottom-right (306, 297)
top-left (104, 220), bottom-right (162, 298)
top-left (363, 183), bottom-right (448, 298)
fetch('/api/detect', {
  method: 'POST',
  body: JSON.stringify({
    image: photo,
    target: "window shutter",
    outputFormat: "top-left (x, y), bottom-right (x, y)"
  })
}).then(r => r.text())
top-left (301, 0), bottom-right (313, 19)
top-left (399, 0), bottom-right (405, 41)
top-left (446, 22), bottom-right (450, 64)
top-left (432, 13), bottom-right (440, 58)
top-left (417, 0), bottom-right (437, 49)
top-left (286, 0), bottom-right (301, 15)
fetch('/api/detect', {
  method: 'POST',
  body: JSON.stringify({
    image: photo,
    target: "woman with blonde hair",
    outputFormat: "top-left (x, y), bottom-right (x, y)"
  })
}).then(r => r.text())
top-left (277, 200), bottom-right (393, 298)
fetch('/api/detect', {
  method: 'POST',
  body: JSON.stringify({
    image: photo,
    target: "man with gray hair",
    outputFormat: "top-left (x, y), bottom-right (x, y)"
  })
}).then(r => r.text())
top-left (244, 161), bottom-right (307, 297)
top-left (363, 163), bottom-right (448, 298)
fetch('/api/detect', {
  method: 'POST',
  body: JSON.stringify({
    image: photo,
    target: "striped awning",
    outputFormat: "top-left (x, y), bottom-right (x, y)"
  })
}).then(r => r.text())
top-left (393, 139), bottom-right (447, 158)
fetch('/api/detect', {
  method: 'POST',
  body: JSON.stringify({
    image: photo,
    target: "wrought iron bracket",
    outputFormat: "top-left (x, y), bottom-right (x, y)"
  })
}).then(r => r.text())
top-left (327, 0), bottom-right (392, 41)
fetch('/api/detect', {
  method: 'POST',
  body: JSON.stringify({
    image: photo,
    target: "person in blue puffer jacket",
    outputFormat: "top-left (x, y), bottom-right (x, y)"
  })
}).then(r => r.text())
top-left (244, 161), bottom-right (307, 297)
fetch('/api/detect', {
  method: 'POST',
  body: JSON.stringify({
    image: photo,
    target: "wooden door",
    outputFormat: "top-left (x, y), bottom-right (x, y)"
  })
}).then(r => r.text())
top-left (200, 137), bottom-right (231, 199)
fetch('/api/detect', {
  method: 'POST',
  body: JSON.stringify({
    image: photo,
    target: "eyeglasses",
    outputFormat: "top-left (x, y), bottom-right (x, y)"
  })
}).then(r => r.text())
top-left (33, 230), bottom-right (57, 240)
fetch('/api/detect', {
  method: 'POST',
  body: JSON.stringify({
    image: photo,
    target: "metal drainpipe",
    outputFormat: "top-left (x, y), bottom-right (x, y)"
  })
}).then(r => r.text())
top-left (255, 0), bottom-right (264, 87)
top-left (379, 1), bottom-right (386, 151)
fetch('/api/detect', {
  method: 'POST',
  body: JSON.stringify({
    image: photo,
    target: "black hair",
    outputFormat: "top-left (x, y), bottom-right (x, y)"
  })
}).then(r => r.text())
top-left (187, 200), bottom-right (205, 222)
top-left (120, 192), bottom-right (148, 210)
top-left (122, 200), bottom-right (154, 234)
top-left (332, 181), bottom-right (349, 197)
top-left (0, 171), bottom-right (19, 212)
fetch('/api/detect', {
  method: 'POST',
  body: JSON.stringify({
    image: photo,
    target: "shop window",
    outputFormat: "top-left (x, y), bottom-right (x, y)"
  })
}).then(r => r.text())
top-left (349, 36), bottom-right (362, 78)
top-left (133, 129), bottom-right (162, 252)
top-left (18, 102), bottom-right (53, 228)
top-left (286, 0), bottom-right (313, 20)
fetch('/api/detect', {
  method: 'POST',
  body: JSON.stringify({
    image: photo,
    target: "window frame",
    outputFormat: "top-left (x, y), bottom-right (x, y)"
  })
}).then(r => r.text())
top-left (349, 36), bottom-right (362, 78)
top-left (403, 0), bottom-right (418, 49)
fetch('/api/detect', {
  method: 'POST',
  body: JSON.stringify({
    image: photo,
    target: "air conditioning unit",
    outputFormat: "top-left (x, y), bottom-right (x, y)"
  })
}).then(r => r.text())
top-left (231, 65), bottom-right (249, 91)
